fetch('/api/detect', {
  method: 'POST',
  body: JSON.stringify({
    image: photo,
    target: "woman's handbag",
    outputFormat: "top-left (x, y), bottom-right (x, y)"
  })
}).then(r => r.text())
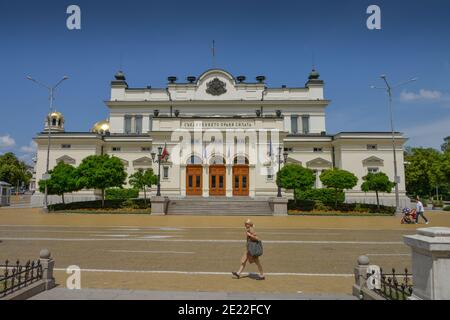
top-left (247, 240), bottom-right (263, 257)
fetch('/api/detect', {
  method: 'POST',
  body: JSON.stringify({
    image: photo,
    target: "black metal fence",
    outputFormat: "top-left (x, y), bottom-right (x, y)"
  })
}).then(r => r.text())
top-left (0, 259), bottom-right (43, 297)
top-left (365, 267), bottom-right (413, 300)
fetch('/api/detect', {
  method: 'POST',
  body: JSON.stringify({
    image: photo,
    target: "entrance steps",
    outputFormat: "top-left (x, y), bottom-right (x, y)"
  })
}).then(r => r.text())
top-left (166, 197), bottom-right (273, 216)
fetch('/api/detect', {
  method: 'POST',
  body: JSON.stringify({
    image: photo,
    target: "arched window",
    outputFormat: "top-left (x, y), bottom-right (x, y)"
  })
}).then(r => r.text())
top-left (210, 155), bottom-right (225, 165)
top-left (52, 118), bottom-right (57, 126)
top-left (187, 155), bottom-right (202, 165)
top-left (233, 156), bottom-right (249, 165)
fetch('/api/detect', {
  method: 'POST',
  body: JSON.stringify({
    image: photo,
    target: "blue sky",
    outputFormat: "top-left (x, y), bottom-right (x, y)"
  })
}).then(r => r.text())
top-left (0, 0), bottom-right (449, 163)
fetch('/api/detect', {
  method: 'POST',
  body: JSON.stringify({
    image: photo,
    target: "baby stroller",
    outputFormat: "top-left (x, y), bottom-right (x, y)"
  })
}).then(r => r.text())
top-left (401, 208), bottom-right (417, 224)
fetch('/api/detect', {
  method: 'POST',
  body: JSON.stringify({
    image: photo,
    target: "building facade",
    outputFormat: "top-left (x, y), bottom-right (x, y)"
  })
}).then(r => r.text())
top-left (31, 68), bottom-right (410, 207)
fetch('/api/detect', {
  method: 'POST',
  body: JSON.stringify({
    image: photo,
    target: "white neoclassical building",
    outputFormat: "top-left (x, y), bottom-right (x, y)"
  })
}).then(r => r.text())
top-left (31, 68), bottom-right (410, 209)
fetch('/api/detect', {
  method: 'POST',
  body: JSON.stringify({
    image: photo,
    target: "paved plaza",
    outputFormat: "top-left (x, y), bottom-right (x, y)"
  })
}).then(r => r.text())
top-left (1, 208), bottom-right (449, 298)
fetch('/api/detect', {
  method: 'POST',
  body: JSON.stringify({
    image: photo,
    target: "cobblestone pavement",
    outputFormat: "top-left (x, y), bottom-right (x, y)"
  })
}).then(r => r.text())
top-left (1, 208), bottom-right (449, 297)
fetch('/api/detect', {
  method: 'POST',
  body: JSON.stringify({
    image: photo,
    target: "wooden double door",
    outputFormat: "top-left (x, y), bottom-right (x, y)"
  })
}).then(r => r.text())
top-left (209, 165), bottom-right (226, 196)
top-left (233, 165), bottom-right (249, 196)
top-left (186, 165), bottom-right (202, 196)
top-left (186, 165), bottom-right (249, 197)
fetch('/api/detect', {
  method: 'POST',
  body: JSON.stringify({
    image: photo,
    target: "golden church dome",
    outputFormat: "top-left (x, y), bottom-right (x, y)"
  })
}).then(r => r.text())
top-left (91, 120), bottom-right (110, 134)
top-left (49, 111), bottom-right (64, 120)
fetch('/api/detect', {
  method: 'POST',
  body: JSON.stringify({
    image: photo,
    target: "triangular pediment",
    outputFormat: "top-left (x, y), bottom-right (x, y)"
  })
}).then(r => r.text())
top-left (363, 156), bottom-right (384, 166)
top-left (117, 158), bottom-right (129, 167)
top-left (56, 155), bottom-right (76, 165)
top-left (286, 157), bottom-right (302, 165)
top-left (306, 157), bottom-right (332, 168)
top-left (132, 156), bottom-right (153, 167)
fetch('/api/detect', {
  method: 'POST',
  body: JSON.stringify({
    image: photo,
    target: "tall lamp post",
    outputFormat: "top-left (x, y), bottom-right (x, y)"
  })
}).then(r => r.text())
top-left (27, 75), bottom-right (69, 212)
top-left (151, 146), bottom-right (163, 197)
top-left (371, 74), bottom-right (417, 213)
top-left (277, 146), bottom-right (289, 198)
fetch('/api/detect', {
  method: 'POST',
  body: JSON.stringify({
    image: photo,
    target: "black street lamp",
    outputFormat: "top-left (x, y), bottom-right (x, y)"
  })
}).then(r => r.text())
top-left (277, 147), bottom-right (289, 198)
top-left (151, 146), bottom-right (163, 197)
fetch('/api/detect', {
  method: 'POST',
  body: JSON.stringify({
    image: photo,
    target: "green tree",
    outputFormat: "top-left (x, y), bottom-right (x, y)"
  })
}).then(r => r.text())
top-left (404, 148), bottom-right (442, 198)
top-left (276, 164), bottom-right (315, 199)
top-left (441, 136), bottom-right (450, 153)
top-left (320, 168), bottom-right (358, 207)
top-left (77, 155), bottom-right (127, 207)
top-left (361, 172), bottom-right (395, 210)
top-left (0, 152), bottom-right (32, 191)
top-left (38, 162), bottom-right (79, 204)
top-left (129, 168), bottom-right (157, 205)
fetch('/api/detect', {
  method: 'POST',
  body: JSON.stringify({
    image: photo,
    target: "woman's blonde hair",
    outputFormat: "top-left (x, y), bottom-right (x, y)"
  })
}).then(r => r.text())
top-left (245, 219), bottom-right (254, 226)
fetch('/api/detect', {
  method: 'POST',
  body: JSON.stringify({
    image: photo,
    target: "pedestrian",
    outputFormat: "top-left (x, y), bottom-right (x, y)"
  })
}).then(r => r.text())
top-left (415, 196), bottom-right (429, 225)
top-left (232, 219), bottom-right (265, 280)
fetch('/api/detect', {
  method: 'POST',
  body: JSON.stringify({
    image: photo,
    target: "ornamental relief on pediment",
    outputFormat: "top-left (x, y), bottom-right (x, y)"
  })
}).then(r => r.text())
top-left (206, 78), bottom-right (227, 96)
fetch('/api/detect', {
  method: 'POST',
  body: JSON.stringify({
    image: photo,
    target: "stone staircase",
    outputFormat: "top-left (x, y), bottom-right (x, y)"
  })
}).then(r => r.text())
top-left (166, 197), bottom-right (273, 215)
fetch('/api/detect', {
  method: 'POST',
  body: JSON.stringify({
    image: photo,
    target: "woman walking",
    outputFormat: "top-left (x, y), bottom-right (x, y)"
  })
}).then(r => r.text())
top-left (232, 219), bottom-right (265, 280)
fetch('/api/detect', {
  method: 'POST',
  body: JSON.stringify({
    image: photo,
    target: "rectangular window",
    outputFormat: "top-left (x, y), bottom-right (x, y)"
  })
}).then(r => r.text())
top-left (163, 167), bottom-right (169, 179)
top-left (141, 147), bottom-right (151, 152)
top-left (302, 115), bottom-right (310, 134)
top-left (124, 115), bottom-right (132, 134)
top-left (368, 167), bottom-right (379, 174)
top-left (112, 147), bottom-right (121, 152)
top-left (267, 167), bottom-right (274, 180)
top-left (219, 176), bottom-right (224, 188)
top-left (188, 176), bottom-right (193, 188)
top-left (196, 175), bottom-right (201, 187)
top-left (135, 115), bottom-right (143, 134)
top-left (367, 144), bottom-right (378, 150)
top-left (242, 176), bottom-right (247, 189)
top-left (284, 147), bottom-right (293, 152)
top-left (290, 115), bottom-right (298, 134)
top-left (313, 147), bottom-right (323, 153)
top-left (61, 144), bottom-right (71, 149)
top-left (235, 176), bottom-right (239, 190)
top-left (211, 176), bottom-right (216, 188)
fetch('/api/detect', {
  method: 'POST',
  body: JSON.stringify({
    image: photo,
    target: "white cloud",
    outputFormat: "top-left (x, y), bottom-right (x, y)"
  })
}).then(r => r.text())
top-left (20, 141), bottom-right (37, 154)
top-left (400, 89), bottom-right (444, 102)
top-left (401, 116), bottom-right (450, 149)
top-left (0, 134), bottom-right (16, 149)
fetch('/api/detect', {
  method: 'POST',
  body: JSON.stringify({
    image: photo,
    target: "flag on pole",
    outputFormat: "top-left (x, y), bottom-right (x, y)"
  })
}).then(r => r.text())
top-left (161, 143), bottom-right (169, 161)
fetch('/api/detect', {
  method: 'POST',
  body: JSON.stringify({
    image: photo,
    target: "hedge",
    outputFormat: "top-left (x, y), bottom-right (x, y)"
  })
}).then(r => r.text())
top-left (444, 206), bottom-right (450, 211)
top-left (296, 188), bottom-right (345, 205)
top-left (288, 199), bottom-right (395, 215)
top-left (48, 199), bottom-right (150, 211)
top-left (105, 188), bottom-right (139, 200)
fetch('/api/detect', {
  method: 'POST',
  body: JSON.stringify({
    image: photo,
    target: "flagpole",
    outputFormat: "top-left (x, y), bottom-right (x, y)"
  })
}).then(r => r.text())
top-left (212, 40), bottom-right (215, 68)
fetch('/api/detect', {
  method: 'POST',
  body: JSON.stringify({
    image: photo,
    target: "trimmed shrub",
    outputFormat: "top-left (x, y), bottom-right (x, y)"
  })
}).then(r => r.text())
top-left (443, 206), bottom-right (450, 211)
top-left (432, 200), bottom-right (444, 208)
top-left (48, 199), bottom-right (150, 211)
top-left (288, 199), bottom-right (395, 215)
top-left (288, 199), bottom-right (315, 211)
top-left (296, 188), bottom-right (345, 205)
top-left (105, 188), bottom-right (139, 200)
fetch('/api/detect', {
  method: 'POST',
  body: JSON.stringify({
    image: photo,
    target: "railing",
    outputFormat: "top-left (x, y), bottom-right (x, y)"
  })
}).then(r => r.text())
top-left (364, 267), bottom-right (413, 300)
top-left (0, 259), bottom-right (43, 297)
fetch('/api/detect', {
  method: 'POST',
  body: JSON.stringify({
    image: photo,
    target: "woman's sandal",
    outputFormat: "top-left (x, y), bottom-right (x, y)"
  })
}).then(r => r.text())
top-left (232, 272), bottom-right (240, 279)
